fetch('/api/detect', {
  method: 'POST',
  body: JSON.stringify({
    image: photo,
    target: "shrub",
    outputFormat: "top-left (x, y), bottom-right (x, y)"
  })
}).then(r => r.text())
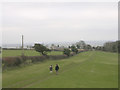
top-left (14, 57), bottom-right (23, 66)
top-left (25, 59), bottom-right (32, 64)
top-left (3, 57), bottom-right (16, 67)
top-left (34, 44), bottom-right (51, 56)
top-left (63, 48), bottom-right (71, 56)
top-left (71, 45), bottom-right (78, 54)
top-left (49, 55), bottom-right (68, 60)
top-left (28, 56), bottom-right (47, 63)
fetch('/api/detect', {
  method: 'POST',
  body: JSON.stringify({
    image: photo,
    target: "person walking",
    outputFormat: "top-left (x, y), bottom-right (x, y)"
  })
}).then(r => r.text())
top-left (49, 65), bottom-right (53, 73)
top-left (55, 64), bottom-right (59, 75)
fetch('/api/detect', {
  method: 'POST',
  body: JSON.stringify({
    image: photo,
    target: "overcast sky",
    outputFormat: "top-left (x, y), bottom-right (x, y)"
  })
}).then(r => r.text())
top-left (1, 1), bottom-right (118, 45)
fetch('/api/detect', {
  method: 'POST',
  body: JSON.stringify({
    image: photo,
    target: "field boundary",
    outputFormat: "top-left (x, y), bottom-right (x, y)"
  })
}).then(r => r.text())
top-left (2, 51), bottom-right (86, 70)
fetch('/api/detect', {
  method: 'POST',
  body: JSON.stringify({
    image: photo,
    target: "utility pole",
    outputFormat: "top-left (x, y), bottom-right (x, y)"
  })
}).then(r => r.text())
top-left (22, 35), bottom-right (24, 55)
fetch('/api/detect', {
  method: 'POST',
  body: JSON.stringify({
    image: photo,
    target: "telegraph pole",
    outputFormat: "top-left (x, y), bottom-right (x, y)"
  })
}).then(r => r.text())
top-left (22, 35), bottom-right (24, 55)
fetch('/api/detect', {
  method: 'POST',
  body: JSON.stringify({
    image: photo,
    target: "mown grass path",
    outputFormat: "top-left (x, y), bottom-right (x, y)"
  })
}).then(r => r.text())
top-left (2, 51), bottom-right (118, 88)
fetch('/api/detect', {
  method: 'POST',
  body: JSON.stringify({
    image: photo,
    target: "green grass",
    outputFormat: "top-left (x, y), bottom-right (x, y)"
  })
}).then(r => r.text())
top-left (2, 51), bottom-right (118, 88)
top-left (2, 50), bottom-right (63, 57)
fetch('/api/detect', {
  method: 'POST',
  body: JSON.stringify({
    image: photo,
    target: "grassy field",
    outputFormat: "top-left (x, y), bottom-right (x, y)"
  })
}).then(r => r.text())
top-left (2, 51), bottom-right (118, 88)
top-left (2, 50), bottom-right (63, 57)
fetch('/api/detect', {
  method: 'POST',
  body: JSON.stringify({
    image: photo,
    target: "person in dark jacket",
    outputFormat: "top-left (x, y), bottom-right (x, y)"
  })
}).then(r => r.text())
top-left (55, 64), bottom-right (59, 74)
top-left (49, 65), bottom-right (53, 73)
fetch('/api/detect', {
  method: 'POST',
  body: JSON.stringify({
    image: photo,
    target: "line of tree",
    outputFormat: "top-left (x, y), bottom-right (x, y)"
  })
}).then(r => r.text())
top-left (34, 43), bottom-right (78, 57)
top-left (63, 44), bottom-right (79, 57)
top-left (94, 40), bottom-right (120, 53)
top-left (34, 41), bottom-right (93, 57)
top-left (63, 42), bottom-right (92, 56)
top-left (75, 41), bottom-right (92, 50)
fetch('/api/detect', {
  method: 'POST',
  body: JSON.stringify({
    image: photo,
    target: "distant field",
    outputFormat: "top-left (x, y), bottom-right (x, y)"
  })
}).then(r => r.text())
top-left (2, 50), bottom-right (63, 57)
top-left (3, 51), bottom-right (118, 88)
